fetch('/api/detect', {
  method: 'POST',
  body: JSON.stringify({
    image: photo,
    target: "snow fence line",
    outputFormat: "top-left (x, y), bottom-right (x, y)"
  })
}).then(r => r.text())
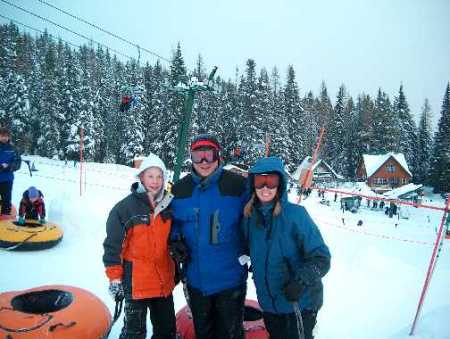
top-left (22, 158), bottom-right (136, 179)
top-left (16, 170), bottom-right (129, 192)
top-left (310, 186), bottom-right (448, 212)
top-left (315, 217), bottom-right (434, 246)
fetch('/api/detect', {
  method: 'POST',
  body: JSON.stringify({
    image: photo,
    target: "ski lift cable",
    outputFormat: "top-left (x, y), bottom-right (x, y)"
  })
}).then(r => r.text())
top-left (0, 13), bottom-right (79, 51)
top-left (35, 0), bottom-right (171, 63)
top-left (0, 0), bottom-right (135, 61)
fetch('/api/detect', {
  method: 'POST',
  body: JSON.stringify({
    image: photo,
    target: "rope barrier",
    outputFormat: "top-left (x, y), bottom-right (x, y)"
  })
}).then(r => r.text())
top-left (311, 186), bottom-right (447, 212)
top-left (21, 158), bottom-right (135, 179)
top-left (314, 216), bottom-right (434, 246)
top-left (16, 170), bottom-right (129, 192)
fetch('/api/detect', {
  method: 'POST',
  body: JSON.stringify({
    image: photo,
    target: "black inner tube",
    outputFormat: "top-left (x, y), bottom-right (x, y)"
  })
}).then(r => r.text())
top-left (244, 305), bottom-right (263, 321)
top-left (11, 289), bottom-right (73, 314)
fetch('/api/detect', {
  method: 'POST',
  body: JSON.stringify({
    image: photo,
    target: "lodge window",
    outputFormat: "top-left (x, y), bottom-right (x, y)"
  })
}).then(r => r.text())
top-left (386, 164), bottom-right (396, 173)
top-left (401, 178), bottom-right (408, 184)
top-left (389, 177), bottom-right (399, 185)
top-left (374, 178), bottom-right (387, 185)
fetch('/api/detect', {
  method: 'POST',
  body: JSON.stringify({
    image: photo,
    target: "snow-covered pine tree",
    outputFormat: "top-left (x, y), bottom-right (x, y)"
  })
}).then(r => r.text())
top-left (161, 42), bottom-right (187, 168)
top-left (394, 85), bottom-right (417, 174)
top-left (342, 97), bottom-right (359, 179)
top-left (301, 91), bottom-right (320, 159)
top-left (54, 39), bottom-right (70, 158)
top-left (254, 68), bottom-right (273, 158)
top-left (282, 65), bottom-right (304, 170)
top-left (92, 46), bottom-right (115, 162)
top-left (119, 59), bottom-right (145, 163)
top-left (356, 93), bottom-right (375, 154)
top-left (237, 59), bottom-right (259, 164)
top-left (142, 60), bottom-right (168, 156)
top-left (415, 99), bottom-right (433, 184)
top-left (0, 23), bottom-right (30, 151)
top-left (324, 85), bottom-right (347, 174)
top-left (372, 89), bottom-right (399, 153)
top-left (75, 45), bottom-right (97, 160)
top-left (315, 81), bottom-right (333, 130)
top-left (26, 29), bottom-right (50, 155)
top-left (37, 41), bottom-right (61, 158)
top-left (429, 83), bottom-right (450, 192)
top-left (217, 79), bottom-right (240, 162)
top-left (268, 67), bottom-right (291, 163)
top-left (201, 76), bottom-right (222, 137)
top-left (105, 57), bottom-right (127, 162)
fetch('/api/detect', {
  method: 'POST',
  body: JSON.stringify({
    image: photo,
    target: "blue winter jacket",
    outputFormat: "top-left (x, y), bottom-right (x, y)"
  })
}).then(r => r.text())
top-left (171, 166), bottom-right (249, 295)
top-left (241, 157), bottom-right (331, 314)
top-left (0, 142), bottom-right (21, 183)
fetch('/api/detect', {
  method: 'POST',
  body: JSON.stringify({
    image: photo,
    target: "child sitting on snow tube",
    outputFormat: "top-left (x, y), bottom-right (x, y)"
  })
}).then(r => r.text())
top-left (17, 186), bottom-right (46, 225)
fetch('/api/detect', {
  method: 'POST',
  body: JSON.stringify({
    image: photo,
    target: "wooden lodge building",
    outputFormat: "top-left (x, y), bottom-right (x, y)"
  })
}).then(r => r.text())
top-left (356, 153), bottom-right (412, 192)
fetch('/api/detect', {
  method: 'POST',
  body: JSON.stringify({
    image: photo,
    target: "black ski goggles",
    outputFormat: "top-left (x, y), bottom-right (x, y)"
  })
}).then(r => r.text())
top-left (191, 149), bottom-right (220, 164)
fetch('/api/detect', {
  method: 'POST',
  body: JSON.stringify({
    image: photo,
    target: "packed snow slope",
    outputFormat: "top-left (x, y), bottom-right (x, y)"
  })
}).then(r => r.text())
top-left (1, 156), bottom-right (449, 339)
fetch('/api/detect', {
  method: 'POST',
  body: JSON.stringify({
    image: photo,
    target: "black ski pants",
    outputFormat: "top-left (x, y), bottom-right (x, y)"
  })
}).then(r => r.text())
top-left (263, 309), bottom-right (317, 339)
top-left (187, 284), bottom-right (246, 339)
top-left (0, 181), bottom-right (13, 215)
top-left (119, 295), bottom-right (176, 339)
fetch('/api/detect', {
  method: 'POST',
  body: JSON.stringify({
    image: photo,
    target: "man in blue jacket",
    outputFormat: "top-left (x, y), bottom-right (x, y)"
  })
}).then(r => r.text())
top-left (170, 134), bottom-right (248, 339)
top-left (0, 127), bottom-right (21, 216)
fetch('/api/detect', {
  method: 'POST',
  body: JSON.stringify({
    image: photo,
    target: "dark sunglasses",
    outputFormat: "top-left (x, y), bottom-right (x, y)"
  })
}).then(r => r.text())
top-left (191, 149), bottom-right (219, 164)
top-left (254, 174), bottom-right (280, 189)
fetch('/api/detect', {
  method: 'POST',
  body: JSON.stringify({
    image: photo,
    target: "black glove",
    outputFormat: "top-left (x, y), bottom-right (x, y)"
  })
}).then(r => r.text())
top-left (169, 239), bottom-right (189, 263)
top-left (283, 280), bottom-right (305, 302)
top-left (108, 280), bottom-right (124, 302)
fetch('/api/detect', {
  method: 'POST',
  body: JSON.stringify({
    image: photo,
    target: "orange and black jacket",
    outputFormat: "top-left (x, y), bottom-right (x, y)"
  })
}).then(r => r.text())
top-left (103, 183), bottom-right (175, 300)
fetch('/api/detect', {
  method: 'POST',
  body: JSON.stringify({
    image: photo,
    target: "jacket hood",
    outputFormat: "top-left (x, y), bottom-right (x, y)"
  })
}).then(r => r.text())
top-left (248, 157), bottom-right (288, 199)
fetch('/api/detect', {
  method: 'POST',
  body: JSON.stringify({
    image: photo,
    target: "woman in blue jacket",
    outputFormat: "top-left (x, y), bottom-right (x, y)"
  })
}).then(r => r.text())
top-left (241, 157), bottom-right (331, 339)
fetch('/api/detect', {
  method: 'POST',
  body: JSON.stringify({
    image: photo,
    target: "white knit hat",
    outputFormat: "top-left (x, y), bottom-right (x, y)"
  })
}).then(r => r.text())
top-left (135, 153), bottom-right (168, 184)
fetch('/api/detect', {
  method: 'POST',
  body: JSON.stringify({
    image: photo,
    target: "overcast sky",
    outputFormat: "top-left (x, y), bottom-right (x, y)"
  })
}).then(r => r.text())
top-left (1, 0), bottom-right (449, 126)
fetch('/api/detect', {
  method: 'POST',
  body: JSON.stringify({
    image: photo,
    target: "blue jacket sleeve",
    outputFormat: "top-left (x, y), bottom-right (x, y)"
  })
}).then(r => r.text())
top-left (294, 207), bottom-right (331, 286)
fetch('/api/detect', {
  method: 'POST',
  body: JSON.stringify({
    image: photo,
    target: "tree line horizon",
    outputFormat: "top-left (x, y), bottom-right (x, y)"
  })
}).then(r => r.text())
top-left (1, 22), bottom-right (449, 192)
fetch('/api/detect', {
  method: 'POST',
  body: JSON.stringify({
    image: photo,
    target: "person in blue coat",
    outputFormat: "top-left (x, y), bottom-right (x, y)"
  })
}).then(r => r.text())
top-left (241, 156), bottom-right (330, 339)
top-left (170, 134), bottom-right (248, 339)
top-left (0, 127), bottom-right (21, 216)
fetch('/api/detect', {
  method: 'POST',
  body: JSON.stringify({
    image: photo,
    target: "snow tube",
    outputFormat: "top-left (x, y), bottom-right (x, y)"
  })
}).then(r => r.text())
top-left (0, 204), bottom-right (17, 220)
top-left (0, 219), bottom-right (63, 251)
top-left (0, 285), bottom-right (111, 338)
top-left (176, 299), bottom-right (269, 338)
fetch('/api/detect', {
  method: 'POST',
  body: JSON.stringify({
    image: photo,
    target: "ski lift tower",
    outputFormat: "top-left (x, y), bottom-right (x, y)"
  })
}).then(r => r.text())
top-left (172, 66), bottom-right (218, 182)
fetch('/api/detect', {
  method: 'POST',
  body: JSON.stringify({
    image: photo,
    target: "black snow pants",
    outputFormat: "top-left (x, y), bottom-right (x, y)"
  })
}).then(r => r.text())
top-left (0, 181), bottom-right (12, 215)
top-left (187, 284), bottom-right (246, 339)
top-left (119, 295), bottom-right (176, 339)
top-left (263, 309), bottom-right (317, 339)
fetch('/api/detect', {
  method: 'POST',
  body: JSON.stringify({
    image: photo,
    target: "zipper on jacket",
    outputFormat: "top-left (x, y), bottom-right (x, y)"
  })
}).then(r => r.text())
top-left (263, 218), bottom-right (278, 313)
top-left (193, 208), bottom-right (201, 290)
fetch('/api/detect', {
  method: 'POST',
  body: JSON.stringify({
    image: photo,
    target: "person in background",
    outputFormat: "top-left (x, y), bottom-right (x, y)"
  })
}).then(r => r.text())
top-left (103, 154), bottom-right (176, 339)
top-left (0, 127), bottom-right (21, 216)
top-left (169, 134), bottom-right (248, 339)
top-left (17, 186), bottom-right (46, 225)
top-left (241, 156), bottom-right (331, 339)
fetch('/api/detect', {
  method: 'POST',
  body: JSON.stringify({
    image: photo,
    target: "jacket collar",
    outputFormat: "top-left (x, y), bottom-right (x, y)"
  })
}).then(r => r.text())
top-left (191, 166), bottom-right (223, 190)
top-left (154, 191), bottom-right (173, 218)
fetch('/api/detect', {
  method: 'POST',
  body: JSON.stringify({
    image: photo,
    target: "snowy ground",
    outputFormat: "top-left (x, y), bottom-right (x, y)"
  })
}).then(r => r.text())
top-left (1, 156), bottom-right (449, 339)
